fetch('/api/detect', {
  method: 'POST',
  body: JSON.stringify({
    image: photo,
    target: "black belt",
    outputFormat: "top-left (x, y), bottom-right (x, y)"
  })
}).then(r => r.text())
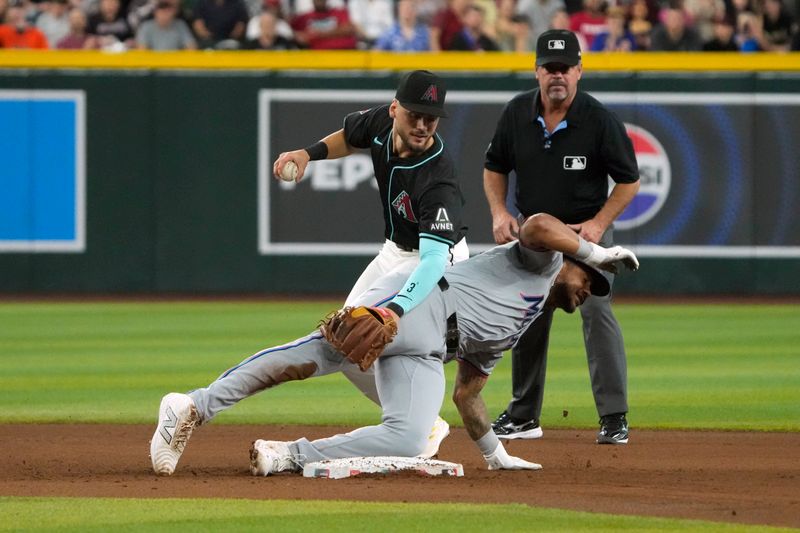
top-left (396, 242), bottom-right (418, 252)
top-left (438, 277), bottom-right (459, 355)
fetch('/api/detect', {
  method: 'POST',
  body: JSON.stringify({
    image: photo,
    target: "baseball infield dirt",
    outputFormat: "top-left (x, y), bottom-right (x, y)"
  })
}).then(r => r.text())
top-left (2, 424), bottom-right (798, 528)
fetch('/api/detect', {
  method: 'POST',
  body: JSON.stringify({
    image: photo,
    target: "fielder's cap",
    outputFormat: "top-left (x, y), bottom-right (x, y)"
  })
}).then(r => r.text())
top-left (395, 70), bottom-right (448, 118)
top-left (564, 256), bottom-right (611, 297)
top-left (535, 29), bottom-right (582, 67)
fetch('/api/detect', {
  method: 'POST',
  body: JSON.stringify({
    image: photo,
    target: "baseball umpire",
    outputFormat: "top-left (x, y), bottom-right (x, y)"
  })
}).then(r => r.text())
top-left (484, 30), bottom-right (640, 444)
top-left (272, 70), bottom-right (468, 458)
top-left (149, 213), bottom-right (639, 476)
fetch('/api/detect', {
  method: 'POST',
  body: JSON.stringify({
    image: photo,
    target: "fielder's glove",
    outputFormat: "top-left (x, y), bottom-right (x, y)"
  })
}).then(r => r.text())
top-left (578, 241), bottom-right (639, 274)
top-left (483, 441), bottom-right (542, 471)
top-left (319, 306), bottom-right (398, 371)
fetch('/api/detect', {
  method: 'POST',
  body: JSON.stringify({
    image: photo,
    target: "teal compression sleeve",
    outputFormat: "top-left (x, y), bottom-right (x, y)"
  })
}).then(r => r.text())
top-left (384, 236), bottom-right (450, 317)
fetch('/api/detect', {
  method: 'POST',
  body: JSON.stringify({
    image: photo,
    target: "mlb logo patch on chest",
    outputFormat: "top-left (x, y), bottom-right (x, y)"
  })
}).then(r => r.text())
top-left (563, 156), bottom-right (587, 170)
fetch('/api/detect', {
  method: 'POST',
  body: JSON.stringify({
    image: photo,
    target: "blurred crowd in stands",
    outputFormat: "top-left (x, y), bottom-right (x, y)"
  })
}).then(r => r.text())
top-left (0, 0), bottom-right (797, 52)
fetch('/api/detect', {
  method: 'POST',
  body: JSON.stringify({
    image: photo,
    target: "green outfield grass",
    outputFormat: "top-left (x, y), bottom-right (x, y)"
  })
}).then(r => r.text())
top-left (0, 301), bottom-right (797, 430)
top-left (1, 497), bottom-right (794, 532)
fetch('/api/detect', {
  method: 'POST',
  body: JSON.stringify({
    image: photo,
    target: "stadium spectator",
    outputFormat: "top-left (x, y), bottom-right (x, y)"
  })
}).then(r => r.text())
top-left (516, 0), bottom-right (565, 49)
top-left (347, 0), bottom-right (393, 48)
top-left (245, 0), bottom-right (293, 41)
top-left (56, 6), bottom-right (90, 47)
top-left (629, 18), bottom-right (652, 49)
top-left (791, 27), bottom-right (800, 50)
top-left (630, 0), bottom-right (660, 25)
top-left (726, 0), bottom-right (754, 24)
top-left (702, 13), bottom-right (738, 48)
top-left (448, 2), bottom-right (499, 49)
top-left (290, 0), bottom-right (356, 49)
top-left (36, 0), bottom-right (69, 46)
top-left (0, 0), bottom-right (7, 23)
top-left (684, 0), bottom-right (725, 41)
top-left (550, 8), bottom-right (587, 49)
top-left (431, 0), bottom-right (469, 51)
top-left (591, 5), bottom-right (635, 50)
top-left (494, 0), bottom-right (529, 51)
top-left (735, 10), bottom-right (762, 50)
top-left (0, 2), bottom-right (49, 47)
top-left (650, 7), bottom-right (702, 49)
top-left (373, 0), bottom-right (431, 51)
top-left (569, 0), bottom-right (607, 48)
top-left (292, 0), bottom-right (343, 16)
top-left (243, 8), bottom-right (297, 47)
top-left (87, 0), bottom-right (133, 50)
top-left (473, 0), bottom-right (498, 38)
top-left (136, 0), bottom-right (197, 49)
top-left (192, 0), bottom-right (249, 49)
top-left (760, 0), bottom-right (794, 50)
top-left (415, 0), bottom-right (445, 26)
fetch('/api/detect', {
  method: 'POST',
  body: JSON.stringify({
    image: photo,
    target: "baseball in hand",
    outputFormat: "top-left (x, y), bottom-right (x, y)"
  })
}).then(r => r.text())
top-left (280, 161), bottom-right (299, 182)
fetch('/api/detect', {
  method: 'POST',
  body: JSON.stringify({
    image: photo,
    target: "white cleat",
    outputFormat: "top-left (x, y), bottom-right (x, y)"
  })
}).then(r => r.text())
top-left (418, 416), bottom-right (450, 459)
top-left (249, 440), bottom-right (298, 476)
top-left (150, 393), bottom-right (199, 476)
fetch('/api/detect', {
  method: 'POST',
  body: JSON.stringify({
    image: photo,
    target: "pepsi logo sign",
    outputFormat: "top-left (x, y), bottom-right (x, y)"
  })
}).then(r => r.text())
top-left (612, 124), bottom-right (671, 230)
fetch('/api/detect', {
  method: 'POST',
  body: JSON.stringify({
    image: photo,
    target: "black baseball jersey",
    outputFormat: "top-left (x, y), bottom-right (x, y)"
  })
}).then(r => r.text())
top-left (344, 104), bottom-right (466, 250)
top-left (484, 89), bottom-right (639, 224)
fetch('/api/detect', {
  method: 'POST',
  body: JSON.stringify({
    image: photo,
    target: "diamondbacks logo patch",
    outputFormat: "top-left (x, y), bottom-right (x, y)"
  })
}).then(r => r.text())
top-left (421, 84), bottom-right (439, 103)
top-left (430, 207), bottom-right (453, 232)
top-left (391, 191), bottom-right (417, 222)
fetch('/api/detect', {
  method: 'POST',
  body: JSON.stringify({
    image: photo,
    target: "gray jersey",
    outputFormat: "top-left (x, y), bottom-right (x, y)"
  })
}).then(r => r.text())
top-left (445, 242), bottom-right (561, 374)
top-left (357, 242), bottom-right (562, 375)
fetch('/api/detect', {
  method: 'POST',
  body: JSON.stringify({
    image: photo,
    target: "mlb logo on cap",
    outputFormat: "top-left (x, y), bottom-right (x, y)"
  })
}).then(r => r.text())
top-left (536, 30), bottom-right (581, 66)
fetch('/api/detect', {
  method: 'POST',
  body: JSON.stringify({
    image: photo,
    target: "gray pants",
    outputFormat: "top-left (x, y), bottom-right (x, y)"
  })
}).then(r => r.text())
top-left (506, 229), bottom-right (628, 421)
top-left (188, 271), bottom-right (449, 466)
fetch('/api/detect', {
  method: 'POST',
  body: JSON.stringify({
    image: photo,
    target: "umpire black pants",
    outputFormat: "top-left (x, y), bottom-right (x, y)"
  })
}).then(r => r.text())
top-left (505, 228), bottom-right (628, 422)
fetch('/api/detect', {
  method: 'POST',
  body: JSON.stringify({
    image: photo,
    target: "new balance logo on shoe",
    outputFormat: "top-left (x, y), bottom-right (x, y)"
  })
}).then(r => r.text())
top-left (159, 406), bottom-right (178, 445)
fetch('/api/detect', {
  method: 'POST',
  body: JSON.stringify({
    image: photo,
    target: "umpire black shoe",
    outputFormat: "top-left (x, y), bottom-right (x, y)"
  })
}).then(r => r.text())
top-left (492, 411), bottom-right (543, 440)
top-left (597, 413), bottom-right (628, 444)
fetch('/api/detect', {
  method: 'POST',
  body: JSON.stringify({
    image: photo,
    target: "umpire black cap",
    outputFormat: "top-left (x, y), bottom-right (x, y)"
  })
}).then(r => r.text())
top-left (535, 30), bottom-right (582, 67)
top-left (395, 70), bottom-right (448, 118)
top-left (565, 256), bottom-right (611, 297)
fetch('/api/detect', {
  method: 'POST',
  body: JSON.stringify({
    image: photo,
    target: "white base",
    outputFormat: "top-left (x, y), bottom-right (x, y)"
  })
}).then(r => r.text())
top-left (303, 456), bottom-right (464, 479)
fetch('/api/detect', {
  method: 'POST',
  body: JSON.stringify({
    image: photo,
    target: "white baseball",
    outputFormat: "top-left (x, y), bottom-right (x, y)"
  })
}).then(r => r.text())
top-left (280, 160), bottom-right (299, 182)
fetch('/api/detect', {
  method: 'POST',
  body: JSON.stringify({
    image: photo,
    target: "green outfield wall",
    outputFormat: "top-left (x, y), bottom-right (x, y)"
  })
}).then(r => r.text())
top-left (1, 52), bottom-right (799, 295)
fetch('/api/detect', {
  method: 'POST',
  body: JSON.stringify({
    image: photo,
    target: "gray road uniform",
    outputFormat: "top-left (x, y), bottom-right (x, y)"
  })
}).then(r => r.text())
top-left (188, 242), bottom-right (560, 464)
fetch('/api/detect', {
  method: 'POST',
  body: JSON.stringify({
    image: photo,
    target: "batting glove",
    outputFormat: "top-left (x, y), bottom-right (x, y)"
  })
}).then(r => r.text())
top-left (576, 239), bottom-right (639, 273)
top-left (483, 441), bottom-right (542, 471)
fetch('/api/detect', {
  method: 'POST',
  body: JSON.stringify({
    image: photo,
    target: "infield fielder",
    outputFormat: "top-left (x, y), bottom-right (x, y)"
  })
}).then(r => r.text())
top-left (273, 70), bottom-right (468, 457)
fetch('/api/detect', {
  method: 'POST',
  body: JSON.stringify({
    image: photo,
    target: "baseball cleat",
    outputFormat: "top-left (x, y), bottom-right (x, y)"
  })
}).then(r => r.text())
top-left (492, 411), bottom-right (543, 440)
top-left (597, 413), bottom-right (629, 445)
top-left (418, 416), bottom-right (450, 459)
top-left (249, 440), bottom-right (298, 476)
top-left (150, 392), bottom-right (200, 476)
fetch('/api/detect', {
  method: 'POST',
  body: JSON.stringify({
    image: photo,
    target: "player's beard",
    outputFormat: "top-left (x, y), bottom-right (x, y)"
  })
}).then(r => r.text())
top-left (397, 128), bottom-right (432, 155)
